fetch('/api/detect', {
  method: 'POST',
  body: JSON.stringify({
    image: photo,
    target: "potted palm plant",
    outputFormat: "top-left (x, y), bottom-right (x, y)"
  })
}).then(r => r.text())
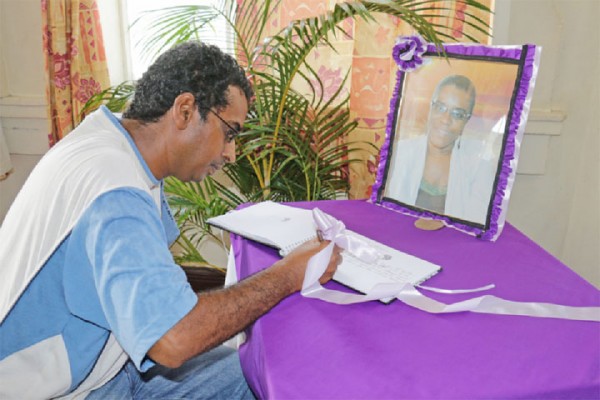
top-left (83, 0), bottom-right (490, 290)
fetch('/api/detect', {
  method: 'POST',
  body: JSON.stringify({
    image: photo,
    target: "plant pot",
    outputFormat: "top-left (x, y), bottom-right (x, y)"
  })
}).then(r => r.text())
top-left (181, 265), bottom-right (226, 292)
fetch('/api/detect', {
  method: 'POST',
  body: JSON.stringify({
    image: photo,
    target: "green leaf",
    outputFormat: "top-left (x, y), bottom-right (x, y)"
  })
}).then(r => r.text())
top-left (82, 0), bottom-right (491, 264)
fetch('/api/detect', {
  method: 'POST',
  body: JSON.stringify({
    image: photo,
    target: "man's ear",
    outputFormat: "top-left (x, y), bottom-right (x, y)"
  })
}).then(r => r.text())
top-left (173, 92), bottom-right (196, 129)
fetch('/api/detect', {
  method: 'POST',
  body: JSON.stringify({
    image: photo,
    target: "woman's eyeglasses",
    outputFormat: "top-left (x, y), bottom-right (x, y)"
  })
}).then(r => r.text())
top-left (431, 101), bottom-right (471, 121)
top-left (205, 109), bottom-right (242, 143)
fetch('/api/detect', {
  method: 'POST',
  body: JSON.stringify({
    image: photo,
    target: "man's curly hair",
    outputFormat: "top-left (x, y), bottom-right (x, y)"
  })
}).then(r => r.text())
top-left (123, 41), bottom-right (253, 122)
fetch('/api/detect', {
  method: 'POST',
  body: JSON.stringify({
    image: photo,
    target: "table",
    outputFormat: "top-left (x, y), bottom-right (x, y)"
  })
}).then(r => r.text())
top-left (231, 200), bottom-right (600, 399)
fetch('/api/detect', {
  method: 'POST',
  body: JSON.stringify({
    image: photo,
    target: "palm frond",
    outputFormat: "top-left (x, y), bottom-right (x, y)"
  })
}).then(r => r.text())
top-left (80, 81), bottom-right (135, 117)
top-left (131, 5), bottom-right (221, 62)
top-left (164, 176), bottom-right (235, 263)
top-left (83, 0), bottom-right (492, 265)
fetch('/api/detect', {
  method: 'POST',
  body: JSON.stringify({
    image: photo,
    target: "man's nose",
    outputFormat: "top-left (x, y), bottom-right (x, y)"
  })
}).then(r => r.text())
top-left (223, 140), bottom-right (236, 163)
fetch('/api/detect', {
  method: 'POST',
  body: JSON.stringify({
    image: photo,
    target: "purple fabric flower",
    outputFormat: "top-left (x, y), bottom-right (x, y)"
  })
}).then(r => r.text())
top-left (392, 35), bottom-right (427, 72)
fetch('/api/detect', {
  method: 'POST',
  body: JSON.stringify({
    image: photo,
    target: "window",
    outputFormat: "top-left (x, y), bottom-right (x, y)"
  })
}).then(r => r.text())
top-left (99, 0), bottom-right (234, 84)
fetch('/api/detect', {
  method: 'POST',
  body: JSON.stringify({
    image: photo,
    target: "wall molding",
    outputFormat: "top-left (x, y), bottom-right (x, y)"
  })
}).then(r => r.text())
top-left (0, 97), bottom-right (566, 170)
top-left (0, 95), bottom-right (48, 155)
top-left (0, 95), bottom-right (46, 118)
top-left (524, 109), bottom-right (565, 136)
top-left (518, 109), bottom-right (565, 175)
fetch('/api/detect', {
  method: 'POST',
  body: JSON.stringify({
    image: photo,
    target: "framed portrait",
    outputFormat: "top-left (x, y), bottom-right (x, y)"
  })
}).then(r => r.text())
top-left (370, 38), bottom-right (541, 241)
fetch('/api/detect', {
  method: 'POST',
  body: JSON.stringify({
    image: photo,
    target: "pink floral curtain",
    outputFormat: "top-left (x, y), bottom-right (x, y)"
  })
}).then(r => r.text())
top-left (243, 0), bottom-right (493, 199)
top-left (42, 0), bottom-right (110, 147)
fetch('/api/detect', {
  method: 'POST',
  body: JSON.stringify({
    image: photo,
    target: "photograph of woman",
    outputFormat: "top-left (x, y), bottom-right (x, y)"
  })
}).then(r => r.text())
top-left (374, 42), bottom-right (538, 239)
top-left (384, 74), bottom-right (500, 225)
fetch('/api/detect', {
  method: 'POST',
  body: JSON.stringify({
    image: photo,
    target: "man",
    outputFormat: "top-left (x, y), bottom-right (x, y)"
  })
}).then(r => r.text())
top-left (0, 42), bottom-right (340, 399)
top-left (385, 74), bottom-right (495, 224)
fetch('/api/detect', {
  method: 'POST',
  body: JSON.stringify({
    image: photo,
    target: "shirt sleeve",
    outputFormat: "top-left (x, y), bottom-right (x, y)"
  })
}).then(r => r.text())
top-left (70, 187), bottom-right (198, 371)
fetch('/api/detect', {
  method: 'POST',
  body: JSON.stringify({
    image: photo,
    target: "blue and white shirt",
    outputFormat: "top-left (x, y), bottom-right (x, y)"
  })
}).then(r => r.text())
top-left (0, 107), bottom-right (198, 398)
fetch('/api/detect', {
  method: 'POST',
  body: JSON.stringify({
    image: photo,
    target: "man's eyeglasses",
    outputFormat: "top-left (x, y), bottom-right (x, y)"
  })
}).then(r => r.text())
top-left (431, 101), bottom-right (471, 121)
top-left (205, 109), bottom-right (242, 143)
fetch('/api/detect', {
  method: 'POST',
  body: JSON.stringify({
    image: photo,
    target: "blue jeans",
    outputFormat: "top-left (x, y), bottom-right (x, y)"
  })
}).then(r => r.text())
top-left (86, 346), bottom-right (255, 399)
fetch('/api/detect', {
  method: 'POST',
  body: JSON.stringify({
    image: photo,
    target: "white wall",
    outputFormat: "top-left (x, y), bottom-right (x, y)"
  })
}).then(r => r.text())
top-left (0, 0), bottom-right (598, 286)
top-left (494, 0), bottom-right (599, 287)
top-left (0, 0), bottom-right (47, 220)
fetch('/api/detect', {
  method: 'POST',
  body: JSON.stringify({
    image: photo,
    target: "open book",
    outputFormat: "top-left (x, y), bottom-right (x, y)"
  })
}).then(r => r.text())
top-left (208, 201), bottom-right (441, 302)
top-left (208, 201), bottom-right (318, 256)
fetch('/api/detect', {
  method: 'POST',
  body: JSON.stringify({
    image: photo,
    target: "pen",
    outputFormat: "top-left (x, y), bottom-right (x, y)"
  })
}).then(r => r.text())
top-left (316, 230), bottom-right (324, 242)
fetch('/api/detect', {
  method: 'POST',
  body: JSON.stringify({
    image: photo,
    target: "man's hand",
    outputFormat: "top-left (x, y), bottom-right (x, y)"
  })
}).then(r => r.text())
top-left (283, 239), bottom-right (342, 289)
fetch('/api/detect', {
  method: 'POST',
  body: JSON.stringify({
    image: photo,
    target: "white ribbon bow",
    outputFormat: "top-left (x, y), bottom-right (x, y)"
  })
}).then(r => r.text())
top-left (301, 208), bottom-right (600, 322)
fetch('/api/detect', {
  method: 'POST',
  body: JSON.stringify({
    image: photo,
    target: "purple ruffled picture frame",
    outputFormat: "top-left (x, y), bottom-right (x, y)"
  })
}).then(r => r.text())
top-left (370, 39), bottom-right (541, 241)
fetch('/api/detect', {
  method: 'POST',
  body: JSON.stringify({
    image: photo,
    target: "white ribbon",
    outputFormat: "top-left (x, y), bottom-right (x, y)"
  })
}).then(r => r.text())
top-left (302, 208), bottom-right (600, 322)
top-left (311, 208), bottom-right (383, 264)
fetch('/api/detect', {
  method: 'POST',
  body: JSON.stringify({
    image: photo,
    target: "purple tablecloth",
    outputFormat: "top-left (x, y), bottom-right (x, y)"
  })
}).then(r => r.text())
top-left (232, 200), bottom-right (600, 399)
